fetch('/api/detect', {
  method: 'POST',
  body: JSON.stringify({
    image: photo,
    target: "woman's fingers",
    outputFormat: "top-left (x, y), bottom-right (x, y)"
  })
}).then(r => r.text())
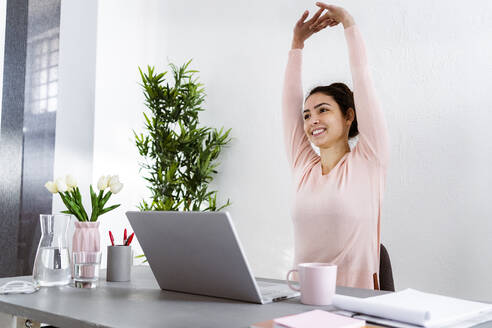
top-left (313, 21), bottom-right (330, 32)
top-left (315, 2), bottom-right (335, 11)
top-left (306, 8), bottom-right (325, 26)
top-left (309, 12), bottom-right (332, 29)
top-left (310, 13), bottom-right (339, 29)
top-left (313, 20), bottom-right (330, 31)
top-left (296, 10), bottom-right (309, 26)
top-left (312, 16), bottom-right (339, 31)
top-left (324, 17), bottom-right (338, 26)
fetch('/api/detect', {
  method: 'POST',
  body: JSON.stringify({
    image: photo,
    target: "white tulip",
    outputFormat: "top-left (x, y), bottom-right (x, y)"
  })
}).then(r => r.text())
top-left (55, 178), bottom-right (67, 192)
top-left (107, 175), bottom-right (117, 186)
top-left (65, 174), bottom-right (77, 190)
top-left (44, 181), bottom-right (58, 194)
top-left (97, 175), bottom-right (109, 191)
top-left (109, 175), bottom-right (123, 194)
top-left (109, 182), bottom-right (123, 194)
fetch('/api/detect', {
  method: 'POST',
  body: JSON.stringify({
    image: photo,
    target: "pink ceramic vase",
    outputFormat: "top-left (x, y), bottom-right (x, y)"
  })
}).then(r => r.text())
top-left (71, 221), bottom-right (100, 280)
top-left (72, 221), bottom-right (100, 253)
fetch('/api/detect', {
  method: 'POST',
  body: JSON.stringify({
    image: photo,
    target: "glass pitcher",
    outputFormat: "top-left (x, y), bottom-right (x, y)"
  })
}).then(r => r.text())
top-left (32, 214), bottom-right (71, 286)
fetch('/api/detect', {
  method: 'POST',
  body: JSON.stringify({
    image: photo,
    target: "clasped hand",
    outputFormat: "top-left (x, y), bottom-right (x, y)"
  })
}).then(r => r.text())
top-left (291, 2), bottom-right (355, 49)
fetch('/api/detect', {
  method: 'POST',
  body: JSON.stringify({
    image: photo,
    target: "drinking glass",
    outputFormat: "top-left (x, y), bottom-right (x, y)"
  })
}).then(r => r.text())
top-left (73, 251), bottom-right (102, 288)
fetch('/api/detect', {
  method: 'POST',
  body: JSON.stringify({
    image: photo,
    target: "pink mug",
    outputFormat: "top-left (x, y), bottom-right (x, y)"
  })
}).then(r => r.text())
top-left (286, 263), bottom-right (337, 305)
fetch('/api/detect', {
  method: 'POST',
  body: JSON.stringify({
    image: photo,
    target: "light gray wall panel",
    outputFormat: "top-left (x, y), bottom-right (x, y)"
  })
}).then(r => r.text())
top-left (0, 0), bottom-right (28, 277)
top-left (0, 0), bottom-right (60, 277)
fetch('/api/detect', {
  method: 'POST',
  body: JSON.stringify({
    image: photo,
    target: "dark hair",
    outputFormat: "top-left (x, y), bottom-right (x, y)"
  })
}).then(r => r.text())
top-left (305, 83), bottom-right (359, 138)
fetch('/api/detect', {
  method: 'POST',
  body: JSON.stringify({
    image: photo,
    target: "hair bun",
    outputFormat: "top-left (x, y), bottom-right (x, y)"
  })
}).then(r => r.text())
top-left (328, 83), bottom-right (353, 95)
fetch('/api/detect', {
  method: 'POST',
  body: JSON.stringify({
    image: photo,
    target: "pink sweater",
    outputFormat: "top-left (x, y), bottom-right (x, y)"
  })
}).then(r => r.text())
top-left (282, 25), bottom-right (389, 289)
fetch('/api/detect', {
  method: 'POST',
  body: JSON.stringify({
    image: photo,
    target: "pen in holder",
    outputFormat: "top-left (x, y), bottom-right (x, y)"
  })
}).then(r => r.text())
top-left (106, 245), bottom-right (132, 282)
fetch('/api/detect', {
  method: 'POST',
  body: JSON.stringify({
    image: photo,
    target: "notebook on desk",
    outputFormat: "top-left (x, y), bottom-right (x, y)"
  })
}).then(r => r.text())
top-left (250, 310), bottom-right (367, 328)
top-left (275, 310), bottom-right (366, 328)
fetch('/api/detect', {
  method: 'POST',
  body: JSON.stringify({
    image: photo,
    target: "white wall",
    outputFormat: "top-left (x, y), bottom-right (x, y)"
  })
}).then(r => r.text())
top-left (92, 0), bottom-right (167, 266)
top-left (59, 0), bottom-right (492, 301)
top-left (0, 0), bottom-right (7, 126)
top-left (55, 0), bottom-right (98, 246)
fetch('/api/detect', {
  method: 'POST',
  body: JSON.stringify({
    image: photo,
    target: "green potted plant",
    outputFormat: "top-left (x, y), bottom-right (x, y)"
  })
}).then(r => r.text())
top-left (135, 60), bottom-right (232, 212)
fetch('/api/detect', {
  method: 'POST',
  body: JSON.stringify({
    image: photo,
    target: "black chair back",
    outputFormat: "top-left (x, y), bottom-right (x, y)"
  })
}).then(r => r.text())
top-left (379, 244), bottom-right (395, 291)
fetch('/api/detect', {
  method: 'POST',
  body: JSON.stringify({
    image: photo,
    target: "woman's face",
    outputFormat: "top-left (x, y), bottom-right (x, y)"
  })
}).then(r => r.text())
top-left (303, 93), bottom-right (353, 148)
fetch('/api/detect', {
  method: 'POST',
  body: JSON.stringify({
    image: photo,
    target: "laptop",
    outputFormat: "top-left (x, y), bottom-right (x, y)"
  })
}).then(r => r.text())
top-left (126, 211), bottom-right (299, 304)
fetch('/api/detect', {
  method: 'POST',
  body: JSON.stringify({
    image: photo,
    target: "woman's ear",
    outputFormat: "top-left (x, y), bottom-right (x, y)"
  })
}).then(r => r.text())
top-left (346, 107), bottom-right (355, 125)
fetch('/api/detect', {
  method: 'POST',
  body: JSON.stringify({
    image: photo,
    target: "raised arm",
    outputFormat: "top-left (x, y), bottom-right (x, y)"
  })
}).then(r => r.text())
top-left (315, 3), bottom-right (390, 167)
top-left (282, 9), bottom-right (333, 170)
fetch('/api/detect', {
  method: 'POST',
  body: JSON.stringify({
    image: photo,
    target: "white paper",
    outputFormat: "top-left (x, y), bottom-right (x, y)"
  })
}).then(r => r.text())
top-left (440, 310), bottom-right (492, 328)
top-left (332, 310), bottom-right (421, 328)
top-left (333, 310), bottom-right (492, 328)
top-left (333, 288), bottom-right (492, 327)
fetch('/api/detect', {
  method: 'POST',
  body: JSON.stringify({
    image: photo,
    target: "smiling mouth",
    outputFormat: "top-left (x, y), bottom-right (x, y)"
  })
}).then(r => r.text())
top-left (311, 128), bottom-right (326, 137)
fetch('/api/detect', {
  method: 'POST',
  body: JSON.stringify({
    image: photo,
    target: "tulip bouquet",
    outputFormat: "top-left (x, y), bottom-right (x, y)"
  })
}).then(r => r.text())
top-left (45, 174), bottom-right (124, 222)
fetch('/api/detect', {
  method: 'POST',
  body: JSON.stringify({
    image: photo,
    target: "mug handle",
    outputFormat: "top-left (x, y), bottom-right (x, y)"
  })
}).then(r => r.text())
top-left (286, 269), bottom-right (301, 291)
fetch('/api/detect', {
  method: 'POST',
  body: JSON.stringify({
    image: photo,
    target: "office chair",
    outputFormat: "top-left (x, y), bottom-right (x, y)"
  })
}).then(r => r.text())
top-left (378, 243), bottom-right (395, 291)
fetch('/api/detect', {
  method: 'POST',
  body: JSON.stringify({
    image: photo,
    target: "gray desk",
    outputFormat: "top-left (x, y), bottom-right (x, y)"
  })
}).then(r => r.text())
top-left (0, 266), bottom-right (422, 327)
top-left (0, 266), bottom-right (387, 327)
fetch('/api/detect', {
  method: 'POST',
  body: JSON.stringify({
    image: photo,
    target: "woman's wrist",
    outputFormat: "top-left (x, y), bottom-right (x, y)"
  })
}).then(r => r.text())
top-left (291, 37), bottom-right (304, 50)
top-left (342, 15), bottom-right (355, 29)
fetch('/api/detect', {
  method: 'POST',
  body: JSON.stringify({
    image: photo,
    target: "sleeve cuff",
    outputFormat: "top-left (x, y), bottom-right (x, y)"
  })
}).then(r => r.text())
top-left (289, 48), bottom-right (303, 55)
top-left (344, 24), bottom-right (358, 36)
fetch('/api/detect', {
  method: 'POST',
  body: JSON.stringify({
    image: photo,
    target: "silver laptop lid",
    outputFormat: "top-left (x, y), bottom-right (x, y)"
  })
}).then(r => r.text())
top-left (126, 211), bottom-right (263, 303)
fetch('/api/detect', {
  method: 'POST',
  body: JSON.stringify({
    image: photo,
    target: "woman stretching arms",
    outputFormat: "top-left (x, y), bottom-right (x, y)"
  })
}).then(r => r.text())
top-left (282, 2), bottom-right (389, 289)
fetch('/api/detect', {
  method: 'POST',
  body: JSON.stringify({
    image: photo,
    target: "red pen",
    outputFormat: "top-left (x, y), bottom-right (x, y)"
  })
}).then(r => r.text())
top-left (125, 232), bottom-right (134, 246)
top-left (123, 228), bottom-right (127, 244)
top-left (109, 231), bottom-right (115, 246)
